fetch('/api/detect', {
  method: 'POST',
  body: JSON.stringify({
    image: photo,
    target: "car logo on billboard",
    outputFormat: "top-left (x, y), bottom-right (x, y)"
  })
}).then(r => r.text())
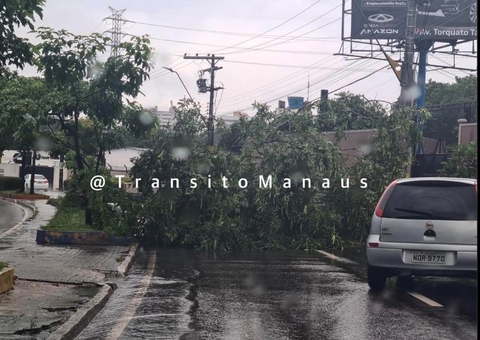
top-left (368, 14), bottom-right (394, 23)
top-left (426, 221), bottom-right (434, 229)
top-left (470, 3), bottom-right (477, 24)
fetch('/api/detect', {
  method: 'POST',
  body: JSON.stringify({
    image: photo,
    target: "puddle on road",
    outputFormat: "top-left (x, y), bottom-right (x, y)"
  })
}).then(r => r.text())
top-left (76, 248), bottom-right (477, 340)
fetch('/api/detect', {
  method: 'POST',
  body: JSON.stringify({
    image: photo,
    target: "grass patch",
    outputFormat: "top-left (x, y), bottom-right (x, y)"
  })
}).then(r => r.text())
top-left (116, 255), bottom-right (126, 263)
top-left (42, 206), bottom-right (97, 232)
top-left (0, 261), bottom-right (9, 272)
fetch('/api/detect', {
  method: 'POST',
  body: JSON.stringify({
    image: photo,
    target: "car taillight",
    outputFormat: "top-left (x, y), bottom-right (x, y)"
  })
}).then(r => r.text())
top-left (375, 180), bottom-right (398, 217)
top-left (368, 242), bottom-right (379, 248)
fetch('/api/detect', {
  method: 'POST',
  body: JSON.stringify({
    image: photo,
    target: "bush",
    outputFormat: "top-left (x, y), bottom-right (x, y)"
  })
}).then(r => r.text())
top-left (61, 191), bottom-right (84, 208)
top-left (0, 261), bottom-right (9, 272)
top-left (0, 176), bottom-right (23, 191)
top-left (63, 179), bottom-right (71, 190)
top-left (439, 142), bottom-right (477, 178)
top-left (46, 197), bottom-right (61, 207)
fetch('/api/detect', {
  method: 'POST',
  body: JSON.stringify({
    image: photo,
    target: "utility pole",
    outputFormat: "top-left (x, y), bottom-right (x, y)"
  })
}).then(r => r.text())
top-left (103, 7), bottom-right (126, 57)
top-left (398, 0), bottom-right (418, 178)
top-left (399, 0), bottom-right (417, 108)
top-left (184, 54), bottom-right (224, 147)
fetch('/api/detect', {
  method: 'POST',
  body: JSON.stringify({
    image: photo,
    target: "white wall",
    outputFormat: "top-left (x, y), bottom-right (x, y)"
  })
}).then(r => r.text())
top-left (0, 164), bottom-right (21, 178)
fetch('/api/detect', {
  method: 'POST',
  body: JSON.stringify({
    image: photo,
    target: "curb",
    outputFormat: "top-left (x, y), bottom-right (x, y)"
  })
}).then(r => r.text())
top-left (46, 283), bottom-right (115, 340)
top-left (118, 243), bottom-right (139, 277)
top-left (36, 229), bottom-right (133, 246)
top-left (1, 196), bottom-right (37, 213)
top-left (0, 199), bottom-right (32, 239)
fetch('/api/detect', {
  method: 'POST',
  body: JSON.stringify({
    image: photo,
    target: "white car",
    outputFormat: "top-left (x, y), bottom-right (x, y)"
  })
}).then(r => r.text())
top-left (24, 174), bottom-right (49, 193)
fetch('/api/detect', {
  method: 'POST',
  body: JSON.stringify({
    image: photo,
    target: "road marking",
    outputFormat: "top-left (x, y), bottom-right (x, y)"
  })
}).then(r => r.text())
top-left (105, 250), bottom-right (157, 340)
top-left (315, 249), bottom-right (340, 260)
top-left (404, 291), bottom-right (443, 307)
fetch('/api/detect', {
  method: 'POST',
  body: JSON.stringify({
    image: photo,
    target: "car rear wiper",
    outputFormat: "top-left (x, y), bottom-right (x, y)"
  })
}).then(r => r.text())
top-left (394, 208), bottom-right (433, 216)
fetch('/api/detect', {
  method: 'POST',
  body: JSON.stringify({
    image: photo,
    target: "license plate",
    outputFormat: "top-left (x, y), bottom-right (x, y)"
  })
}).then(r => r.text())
top-left (412, 251), bottom-right (446, 264)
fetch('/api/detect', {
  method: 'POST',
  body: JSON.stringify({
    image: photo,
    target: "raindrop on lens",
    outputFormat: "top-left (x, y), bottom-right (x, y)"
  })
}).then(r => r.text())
top-left (171, 147), bottom-right (191, 160)
top-left (139, 112), bottom-right (154, 126)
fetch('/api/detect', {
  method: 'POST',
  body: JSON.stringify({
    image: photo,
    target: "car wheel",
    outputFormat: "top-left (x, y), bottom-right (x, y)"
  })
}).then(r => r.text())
top-left (396, 275), bottom-right (414, 290)
top-left (368, 265), bottom-right (387, 291)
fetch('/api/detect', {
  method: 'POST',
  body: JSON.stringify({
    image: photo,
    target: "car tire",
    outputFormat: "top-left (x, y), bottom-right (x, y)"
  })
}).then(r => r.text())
top-left (368, 265), bottom-right (387, 291)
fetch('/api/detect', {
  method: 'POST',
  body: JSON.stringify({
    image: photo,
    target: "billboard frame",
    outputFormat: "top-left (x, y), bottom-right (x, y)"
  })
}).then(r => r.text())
top-left (340, 0), bottom-right (477, 59)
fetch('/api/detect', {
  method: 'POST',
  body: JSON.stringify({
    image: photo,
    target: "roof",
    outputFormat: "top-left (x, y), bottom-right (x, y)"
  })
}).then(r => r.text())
top-left (396, 177), bottom-right (476, 184)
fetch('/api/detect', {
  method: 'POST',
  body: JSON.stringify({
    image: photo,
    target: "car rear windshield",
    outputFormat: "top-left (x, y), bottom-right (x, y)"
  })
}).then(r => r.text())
top-left (35, 175), bottom-right (45, 179)
top-left (382, 181), bottom-right (477, 221)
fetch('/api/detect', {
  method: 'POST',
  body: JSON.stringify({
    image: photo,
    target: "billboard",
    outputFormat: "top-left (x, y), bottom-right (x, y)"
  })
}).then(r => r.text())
top-left (351, 0), bottom-right (477, 40)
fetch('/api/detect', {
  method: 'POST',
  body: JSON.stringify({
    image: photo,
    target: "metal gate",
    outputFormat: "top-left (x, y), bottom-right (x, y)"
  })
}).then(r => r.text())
top-left (411, 153), bottom-right (451, 177)
top-left (21, 165), bottom-right (54, 189)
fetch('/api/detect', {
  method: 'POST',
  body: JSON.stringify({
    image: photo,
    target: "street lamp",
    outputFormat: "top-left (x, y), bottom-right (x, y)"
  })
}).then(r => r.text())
top-left (162, 67), bottom-right (194, 102)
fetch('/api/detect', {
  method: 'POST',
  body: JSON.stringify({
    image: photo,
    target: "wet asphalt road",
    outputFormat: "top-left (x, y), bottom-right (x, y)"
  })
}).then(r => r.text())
top-left (0, 201), bottom-right (25, 235)
top-left (77, 248), bottom-right (477, 340)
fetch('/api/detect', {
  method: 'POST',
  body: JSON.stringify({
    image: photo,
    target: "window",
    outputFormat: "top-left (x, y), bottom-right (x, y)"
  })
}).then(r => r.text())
top-left (382, 181), bottom-right (477, 221)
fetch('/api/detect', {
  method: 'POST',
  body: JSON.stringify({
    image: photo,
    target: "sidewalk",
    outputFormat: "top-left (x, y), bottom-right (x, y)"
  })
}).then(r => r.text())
top-left (0, 199), bottom-right (133, 338)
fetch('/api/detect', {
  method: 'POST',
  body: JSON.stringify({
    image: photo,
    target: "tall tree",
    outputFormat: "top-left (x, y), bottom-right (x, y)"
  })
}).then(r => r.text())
top-left (0, 68), bottom-right (20, 157)
top-left (34, 28), bottom-right (155, 224)
top-left (0, 76), bottom-right (53, 192)
top-left (0, 0), bottom-right (45, 69)
top-left (423, 75), bottom-right (477, 145)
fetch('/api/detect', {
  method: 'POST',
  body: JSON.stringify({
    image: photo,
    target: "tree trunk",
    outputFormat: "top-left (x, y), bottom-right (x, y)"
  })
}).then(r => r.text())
top-left (85, 206), bottom-right (93, 225)
top-left (30, 150), bottom-right (36, 195)
top-left (20, 151), bottom-right (27, 190)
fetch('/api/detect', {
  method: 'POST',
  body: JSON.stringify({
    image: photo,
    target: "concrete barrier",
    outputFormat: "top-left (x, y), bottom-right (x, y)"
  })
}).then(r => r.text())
top-left (36, 229), bottom-right (132, 246)
top-left (0, 267), bottom-right (14, 295)
top-left (0, 192), bottom-right (49, 200)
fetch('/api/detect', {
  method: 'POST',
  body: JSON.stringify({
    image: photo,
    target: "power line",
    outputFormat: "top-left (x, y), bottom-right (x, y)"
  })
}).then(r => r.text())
top-left (218, 56), bottom-right (379, 114)
top-left (219, 58), bottom-right (374, 111)
top-left (216, 46), bottom-right (385, 112)
top-left (122, 18), bottom-right (340, 42)
top-left (218, 50), bottom-right (383, 109)
top-left (125, 7), bottom-right (344, 21)
top-left (221, 4), bottom-right (342, 55)
top-left (218, 55), bottom-right (340, 105)
top-left (215, 82), bottom-right (225, 115)
top-left (211, 0), bottom-right (325, 54)
top-left (222, 16), bottom-right (343, 55)
top-left (218, 58), bottom-right (383, 107)
top-left (220, 59), bottom-right (391, 71)
top-left (330, 65), bottom-right (390, 94)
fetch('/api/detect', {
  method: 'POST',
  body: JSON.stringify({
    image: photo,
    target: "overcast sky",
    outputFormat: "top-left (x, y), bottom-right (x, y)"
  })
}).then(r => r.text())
top-left (15, 0), bottom-right (477, 117)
